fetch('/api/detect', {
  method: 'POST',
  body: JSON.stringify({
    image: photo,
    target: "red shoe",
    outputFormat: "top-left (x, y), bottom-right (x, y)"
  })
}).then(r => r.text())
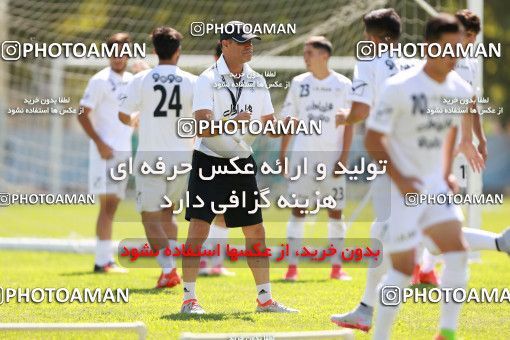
top-left (418, 269), bottom-right (440, 286)
top-left (284, 265), bottom-right (298, 281)
top-left (411, 264), bottom-right (421, 285)
top-left (330, 265), bottom-right (352, 280)
top-left (156, 268), bottom-right (181, 288)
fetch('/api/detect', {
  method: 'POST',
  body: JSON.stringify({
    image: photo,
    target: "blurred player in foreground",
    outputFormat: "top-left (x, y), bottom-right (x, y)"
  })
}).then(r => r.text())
top-left (365, 14), bottom-right (488, 340)
top-left (280, 36), bottom-right (353, 281)
top-left (414, 9), bottom-right (498, 286)
top-left (119, 27), bottom-right (197, 288)
top-left (331, 9), bottom-right (510, 334)
top-left (78, 33), bottom-right (133, 273)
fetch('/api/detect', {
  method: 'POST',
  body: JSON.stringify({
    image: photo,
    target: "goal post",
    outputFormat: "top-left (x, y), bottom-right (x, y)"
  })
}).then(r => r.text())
top-left (0, 322), bottom-right (148, 340)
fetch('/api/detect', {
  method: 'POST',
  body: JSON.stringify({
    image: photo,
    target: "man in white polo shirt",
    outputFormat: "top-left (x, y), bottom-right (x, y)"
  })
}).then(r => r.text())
top-left (78, 32), bottom-right (133, 273)
top-left (180, 21), bottom-right (298, 314)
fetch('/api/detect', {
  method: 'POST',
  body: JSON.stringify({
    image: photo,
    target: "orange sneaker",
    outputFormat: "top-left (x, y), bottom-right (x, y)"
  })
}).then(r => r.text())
top-left (156, 268), bottom-right (181, 288)
top-left (330, 264), bottom-right (352, 280)
top-left (284, 265), bottom-right (298, 281)
top-left (411, 264), bottom-right (421, 285)
top-left (418, 269), bottom-right (440, 286)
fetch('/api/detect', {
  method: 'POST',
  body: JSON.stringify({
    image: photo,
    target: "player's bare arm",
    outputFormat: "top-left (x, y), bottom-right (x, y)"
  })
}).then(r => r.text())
top-left (77, 106), bottom-right (113, 160)
top-left (118, 111), bottom-right (139, 128)
top-left (336, 102), bottom-right (370, 126)
top-left (444, 126), bottom-right (460, 194)
top-left (457, 113), bottom-right (485, 173)
top-left (193, 109), bottom-right (251, 137)
top-left (472, 101), bottom-right (488, 161)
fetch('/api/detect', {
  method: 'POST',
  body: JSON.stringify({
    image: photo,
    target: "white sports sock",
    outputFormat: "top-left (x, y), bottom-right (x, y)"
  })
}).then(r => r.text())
top-left (183, 282), bottom-right (196, 301)
top-left (167, 239), bottom-right (177, 269)
top-left (361, 222), bottom-right (389, 307)
top-left (373, 268), bottom-right (412, 340)
top-left (209, 224), bottom-right (228, 267)
top-left (328, 218), bottom-right (346, 266)
top-left (361, 254), bottom-right (389, 307)
top-left (156, 241), bottom-right (176, 274)
top-left (287, 215), bottom-right (305, 266)
top-left (421, 248), bottom-right (439, 272)
top-left (95, 239), bottom-right (113, 266)
top-left (440, 251), bottom-right (468, 331)
top-left (256, 283), bottom-right (272, 304)
top-left (463, 227), bottom-right (498, 251)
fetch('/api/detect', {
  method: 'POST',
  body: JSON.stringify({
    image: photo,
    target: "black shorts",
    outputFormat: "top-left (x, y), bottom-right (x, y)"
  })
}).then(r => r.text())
top-left (185, 150), bottom-right (263, 228)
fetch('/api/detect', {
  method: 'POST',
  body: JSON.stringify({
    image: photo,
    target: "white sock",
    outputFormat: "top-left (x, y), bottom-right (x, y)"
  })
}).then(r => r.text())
top-left (463, 227), bottom-right (498, 251)
top-left (373, 268), bottom-right (412, 340)
top-left (95, 239), bottom-right (113, 266)
top-left (183, 282), bottom-right (196, 301)
top-left (209, 224), bottom-right (228, 267)
top-left (361, 222), bottom-right (389, 307)
top-left (421, 248), bottom-right (439, 273)
top-left (361, 254), bottom-right (388, 307)
top-left (440, 251), bottom-right (468, 331)
top-left (168, 239), bottom-right (177, 270)
top-left (287, 215), bottom-right (305, 266)
top-left (256, 283), bottom-right (272, 304)
top-left (328, 218), bottom-right (346, 266)
top-left (156, 240), bottom-right (176, 274)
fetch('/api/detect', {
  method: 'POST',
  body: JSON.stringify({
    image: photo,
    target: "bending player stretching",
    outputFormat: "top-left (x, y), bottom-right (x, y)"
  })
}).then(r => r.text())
top-left (119, 27), bottom-right (196, 288)
top-left (280, 36), bottom-right (353, 281)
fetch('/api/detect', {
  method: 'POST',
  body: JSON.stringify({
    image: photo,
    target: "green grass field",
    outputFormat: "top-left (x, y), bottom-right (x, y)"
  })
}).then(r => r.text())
top-left (1, 202), bottom-right (509, 339)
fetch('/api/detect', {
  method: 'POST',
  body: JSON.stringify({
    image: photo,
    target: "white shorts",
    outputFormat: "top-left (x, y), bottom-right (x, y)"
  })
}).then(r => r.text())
top-left (88, 142), bottom-right (130, 200)
top-left (134, 154), bottom-right (190, 213)
top-left (287, 155), bottom-right (346, 210)
top-left (380, 175), bottom-right (464, 253)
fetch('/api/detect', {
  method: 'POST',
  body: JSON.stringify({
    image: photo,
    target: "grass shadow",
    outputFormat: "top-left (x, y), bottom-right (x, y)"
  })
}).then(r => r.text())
top-left (271, 278), bottom-right (330, 284)
top-left (60, 271), bottom-right (97, 277)
top-left (162, 311), bottom-right (255, 322)
top-left (129, 287), bottom-right (179, 295)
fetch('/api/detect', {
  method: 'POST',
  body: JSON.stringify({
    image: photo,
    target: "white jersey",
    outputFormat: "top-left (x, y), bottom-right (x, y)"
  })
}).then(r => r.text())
top-left (367, 66), bottom-right (474, 179)
top-left (281, 71), bottom-right (351, 152)
top-left (120, 65), bottom-right (197, 152)
top-left (455, 57), bottom-right (481, 96)
top-left (80, 67), bottom-right (133, 151)
top-left (348, 52), bottom-right (422, 112)
top-left (192, 55), bottom-right (274, 158)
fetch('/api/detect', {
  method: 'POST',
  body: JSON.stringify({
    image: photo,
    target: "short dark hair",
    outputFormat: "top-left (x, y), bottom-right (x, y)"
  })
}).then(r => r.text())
top-left (151, 26), bottom-right (182, 60)
top-left (455, 9), bottom-right (481, 34)
top-left (215, 40), bottom-right (222, 58)
top-left (305, 36), bottom-right (333, 55)
top-left (363, 8), bottom-right (401, 41)
top-left (106, 32), bottom-right (131, 49)
top-left (425, 13), bottom-right (461, 42)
